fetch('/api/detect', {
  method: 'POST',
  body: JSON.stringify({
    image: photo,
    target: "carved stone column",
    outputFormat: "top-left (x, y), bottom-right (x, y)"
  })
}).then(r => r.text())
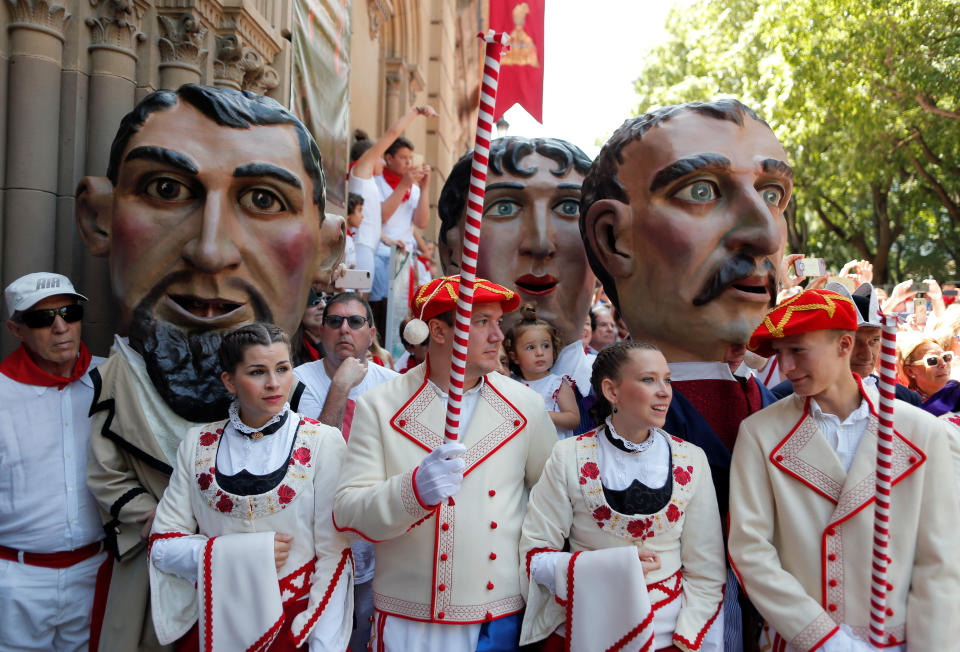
top-left (157, 12), bottom-right (207, 90)
top-left (384, 62), bottom-right (402, 130)
top-left (214, 33), bottom-right (245, 90)
top-left (3, 0), bottom-right (71, 281)
top-left (84, 0), bottom-right (143, 349)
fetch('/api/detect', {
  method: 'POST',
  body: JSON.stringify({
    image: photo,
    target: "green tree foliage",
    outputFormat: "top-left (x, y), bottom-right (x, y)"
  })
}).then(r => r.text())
top-left (632, 0), bottom-right (959, 282)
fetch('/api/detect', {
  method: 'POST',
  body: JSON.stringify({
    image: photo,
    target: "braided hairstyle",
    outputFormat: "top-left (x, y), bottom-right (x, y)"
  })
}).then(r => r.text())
top-left (503, 303), bottom-right (562, 378)
top-left (589, 340), bottom-right (660, 423)
top-left (218, 322), bottom-right (291, 374)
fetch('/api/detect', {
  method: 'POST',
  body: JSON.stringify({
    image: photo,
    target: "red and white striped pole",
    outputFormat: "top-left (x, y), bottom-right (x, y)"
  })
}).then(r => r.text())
top-left (869, 311), bottom-right (897, 647)
top-left (443, 30), bottom-right (510, 445)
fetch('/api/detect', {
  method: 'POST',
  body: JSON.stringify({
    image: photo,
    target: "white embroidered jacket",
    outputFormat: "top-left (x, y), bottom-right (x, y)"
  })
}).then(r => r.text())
top-left (728, 386), bottom-right (960, 651)
top-left (148, 416), bottom-right (353, 648)
top-left (519, 429), bottom-right (726, 651)
top-left (332, 363), bottom-right (558, 624)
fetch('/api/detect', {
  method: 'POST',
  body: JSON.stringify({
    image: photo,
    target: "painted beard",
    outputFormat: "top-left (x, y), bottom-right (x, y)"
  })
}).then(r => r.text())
top-left (127, 273), bottom-right (273, 423)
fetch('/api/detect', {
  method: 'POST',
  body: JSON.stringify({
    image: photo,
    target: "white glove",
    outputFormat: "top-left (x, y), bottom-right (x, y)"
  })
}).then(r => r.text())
top-left (529, 551), bottom-right (570, 594)
top-left (821, 625), bottom-right (877, 652)
top-left (414, 442), bottom-right (466, 506)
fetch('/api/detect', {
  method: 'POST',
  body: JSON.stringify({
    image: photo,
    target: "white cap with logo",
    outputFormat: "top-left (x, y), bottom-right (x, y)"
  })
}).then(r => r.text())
top-left (4, 272), bottom-right (88, 317)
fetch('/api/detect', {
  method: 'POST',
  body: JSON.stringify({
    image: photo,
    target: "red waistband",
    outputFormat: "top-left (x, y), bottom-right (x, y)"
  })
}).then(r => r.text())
top-left (0, 540), bottom-right (104, 568)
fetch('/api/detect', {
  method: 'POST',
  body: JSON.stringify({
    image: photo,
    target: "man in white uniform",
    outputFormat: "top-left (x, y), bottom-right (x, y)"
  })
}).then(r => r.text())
top-left (295, 291), bottom-right (398, 651)
top-left (0, 272), bottom-right (105, 651)
top-left (333, 276), bottom-right (558, 651)
top-left (730, 288), bottom-right (960, 651)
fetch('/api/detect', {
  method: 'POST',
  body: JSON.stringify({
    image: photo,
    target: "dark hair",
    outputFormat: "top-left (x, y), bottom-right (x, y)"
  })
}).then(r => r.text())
top-left (322, 292), bottom-right (374, 326)
top-left (107, 84), bottom-right (326, 214)
top-left (219, 322), bottom-right (291, 373)
top-left (580, 99), bottom-right (768, 312)
top-left (347, 192), bottom-right (364, 215)
top-left (438, 137), bottom-right (592, 251)
top-left (589, 340), bottom-right (661, 423)
top-left (350, 129), bottom-right (372, 162)
top-left (503, 304), bottom-right (562, 378)
top-left (385, 136), bottom-right (414, 157)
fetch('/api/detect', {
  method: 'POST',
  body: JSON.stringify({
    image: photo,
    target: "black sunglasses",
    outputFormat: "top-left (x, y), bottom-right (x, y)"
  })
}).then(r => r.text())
top-left (322, 315), bottom-right (369, 330)
top-left (17, 304), bottom-right (84, 328)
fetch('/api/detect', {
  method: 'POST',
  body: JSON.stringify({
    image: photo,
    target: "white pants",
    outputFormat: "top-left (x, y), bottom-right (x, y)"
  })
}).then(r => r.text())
top-left (0, 553), bottom-right (105, 651)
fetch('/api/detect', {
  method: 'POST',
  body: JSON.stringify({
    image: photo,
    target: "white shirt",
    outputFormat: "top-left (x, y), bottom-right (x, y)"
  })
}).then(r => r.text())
top-left (375, 174), bottom-right (421, 250)
top-left (344, 232), bottom-right (357, 269)
top-left (553, 340), bottom-right (595, 397)
top-left (0, 357), bottom-right (105, 553)
top-left (294, 359), bottom-right (398, 584)
top-left (808, 397), bottom-right (871, 473)
top-left (348, 173), bottom-right (384, 251)
top-left (596, 424), bottom-right (671, 490)
top-left (295, 359), bottom-right (399, 421)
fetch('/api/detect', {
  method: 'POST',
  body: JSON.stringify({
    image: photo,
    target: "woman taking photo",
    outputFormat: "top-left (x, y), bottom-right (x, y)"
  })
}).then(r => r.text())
top-left (148, 322), bottom-right (352, 651)
top-left (519, 341), bottom-right (725, 652)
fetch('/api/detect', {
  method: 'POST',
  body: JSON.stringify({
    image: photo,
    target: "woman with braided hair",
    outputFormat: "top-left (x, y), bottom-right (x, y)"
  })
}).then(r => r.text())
top-left (519, 341), bottom-right (725, 651)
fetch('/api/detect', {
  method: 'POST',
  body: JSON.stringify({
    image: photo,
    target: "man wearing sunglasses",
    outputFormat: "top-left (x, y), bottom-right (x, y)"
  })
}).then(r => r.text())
top-left (0, 272), bottom-right (106, 650)
top-left (294, 291), bottom-right (397, 651)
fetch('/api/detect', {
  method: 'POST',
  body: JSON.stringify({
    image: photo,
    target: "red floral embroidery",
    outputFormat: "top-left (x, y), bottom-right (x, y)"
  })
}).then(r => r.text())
top-left (216, 494), bottom-right (233, 513)
top-left (666, 503), bottom-right (682, 523)
top-left (673, 466), bottom-right (692, 486)
top-left (292, 447), bottom-right (311, 465)
top-left (947, 414), bottom-right (960, 427)
top-left (626, 517), bottom-right (653, 539)
top-left (671, 435), bottom-right (683, 443)
top-left (199, 431), bottom-right (218, 446)
top-left (579, 477), bottom-right (587, 485)
top-left (277, 484), bottom-right (296, 505)
top-left (592, 506), bottom-right (612, 521)
top-left (197, 473), bottom-right (213, 490)
top-left (580, 462), bottom-right (599, 479)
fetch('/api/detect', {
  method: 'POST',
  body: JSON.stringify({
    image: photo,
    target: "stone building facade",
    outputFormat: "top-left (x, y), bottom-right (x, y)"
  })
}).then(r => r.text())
top-left (0, 0), bottom-right (482, 355)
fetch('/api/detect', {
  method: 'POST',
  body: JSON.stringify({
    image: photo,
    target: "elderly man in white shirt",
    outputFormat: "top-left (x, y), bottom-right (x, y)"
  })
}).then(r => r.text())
top-left (0, 273), bottom-right (105, 651)
top-left (294, 292), bottom-right (398, 651)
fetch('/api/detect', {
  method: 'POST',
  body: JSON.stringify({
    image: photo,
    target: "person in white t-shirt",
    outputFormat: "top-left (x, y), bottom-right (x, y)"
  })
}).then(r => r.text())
top-left (294, 292), bottom-right (398, 651)
top-left (348, 107), bottom-right (438, 300)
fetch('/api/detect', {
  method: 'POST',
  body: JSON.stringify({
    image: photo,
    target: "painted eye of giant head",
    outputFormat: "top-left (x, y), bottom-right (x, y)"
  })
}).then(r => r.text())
top-left (145, 177), bottom-right (194, 202)
top-left (672, 180), bottom-right (718, 203)
top-left (239, 187), bottom-right (288, 214)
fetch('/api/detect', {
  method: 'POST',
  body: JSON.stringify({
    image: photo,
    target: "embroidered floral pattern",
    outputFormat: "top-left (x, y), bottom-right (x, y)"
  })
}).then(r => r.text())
top-left (194, 418), bottom-right (319, 520)
top-left (580, 462), bottom-right (599, 479)
top-left (292, 447), bottom-right (311, 466)
top-left (673, 466), bottom-right (692, 486)
top-left (626, 517), bottom-right (654, 539)
top-left (277, 484), bottom-right (296, 505)
top-left (666, 503), bottom-right (682, 523)
top-left (592, 506), bottom-right (612, 521)
top-left (216, 494), bottom-right (234, 513)
top-left (576, 427), bottom-right (697, 543)
top-left (199, 431), bottom-right (219, 447)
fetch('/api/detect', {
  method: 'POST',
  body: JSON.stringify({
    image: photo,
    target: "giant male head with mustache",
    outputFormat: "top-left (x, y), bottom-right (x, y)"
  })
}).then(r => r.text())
top-left (77, 84), bottom-right (343, 422)
top-left (581, 99), bottom-right (790, 362)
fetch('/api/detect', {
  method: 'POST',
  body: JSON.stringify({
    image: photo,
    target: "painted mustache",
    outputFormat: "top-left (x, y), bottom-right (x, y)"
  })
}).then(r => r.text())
top-left (692, 255), bottom-right (777, 307)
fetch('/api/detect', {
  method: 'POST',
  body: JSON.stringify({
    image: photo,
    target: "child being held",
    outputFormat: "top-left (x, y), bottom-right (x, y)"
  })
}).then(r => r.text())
top-left (504, 304), bottom-right (580, 438)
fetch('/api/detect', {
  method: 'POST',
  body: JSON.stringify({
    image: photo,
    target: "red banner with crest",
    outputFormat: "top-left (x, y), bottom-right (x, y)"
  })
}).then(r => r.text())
top-left (489, 0), bottom-right (545, 123)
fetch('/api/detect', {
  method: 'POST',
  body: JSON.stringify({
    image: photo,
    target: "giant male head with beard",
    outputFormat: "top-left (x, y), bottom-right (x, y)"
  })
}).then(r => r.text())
top-left (580, 99), bottom-right (791, 363)
top-left (77, 84), bottom-right (341, 422)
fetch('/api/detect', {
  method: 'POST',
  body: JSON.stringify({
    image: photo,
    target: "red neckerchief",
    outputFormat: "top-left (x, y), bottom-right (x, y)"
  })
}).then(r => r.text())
top-left (372, 355), bottom-right (385, 367)
top-left (347, 227), bottom-right (358, 238)
top-left (416, 254), bottom-right (431, 268)
top-left (303, 336), bottom-right (322, 362)
top-left (0, 342), bottom-right (92, 390)
top-left (381, 168), bottom-right (411, 202)
top-left (400, 355), bottom-right (420, 374)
